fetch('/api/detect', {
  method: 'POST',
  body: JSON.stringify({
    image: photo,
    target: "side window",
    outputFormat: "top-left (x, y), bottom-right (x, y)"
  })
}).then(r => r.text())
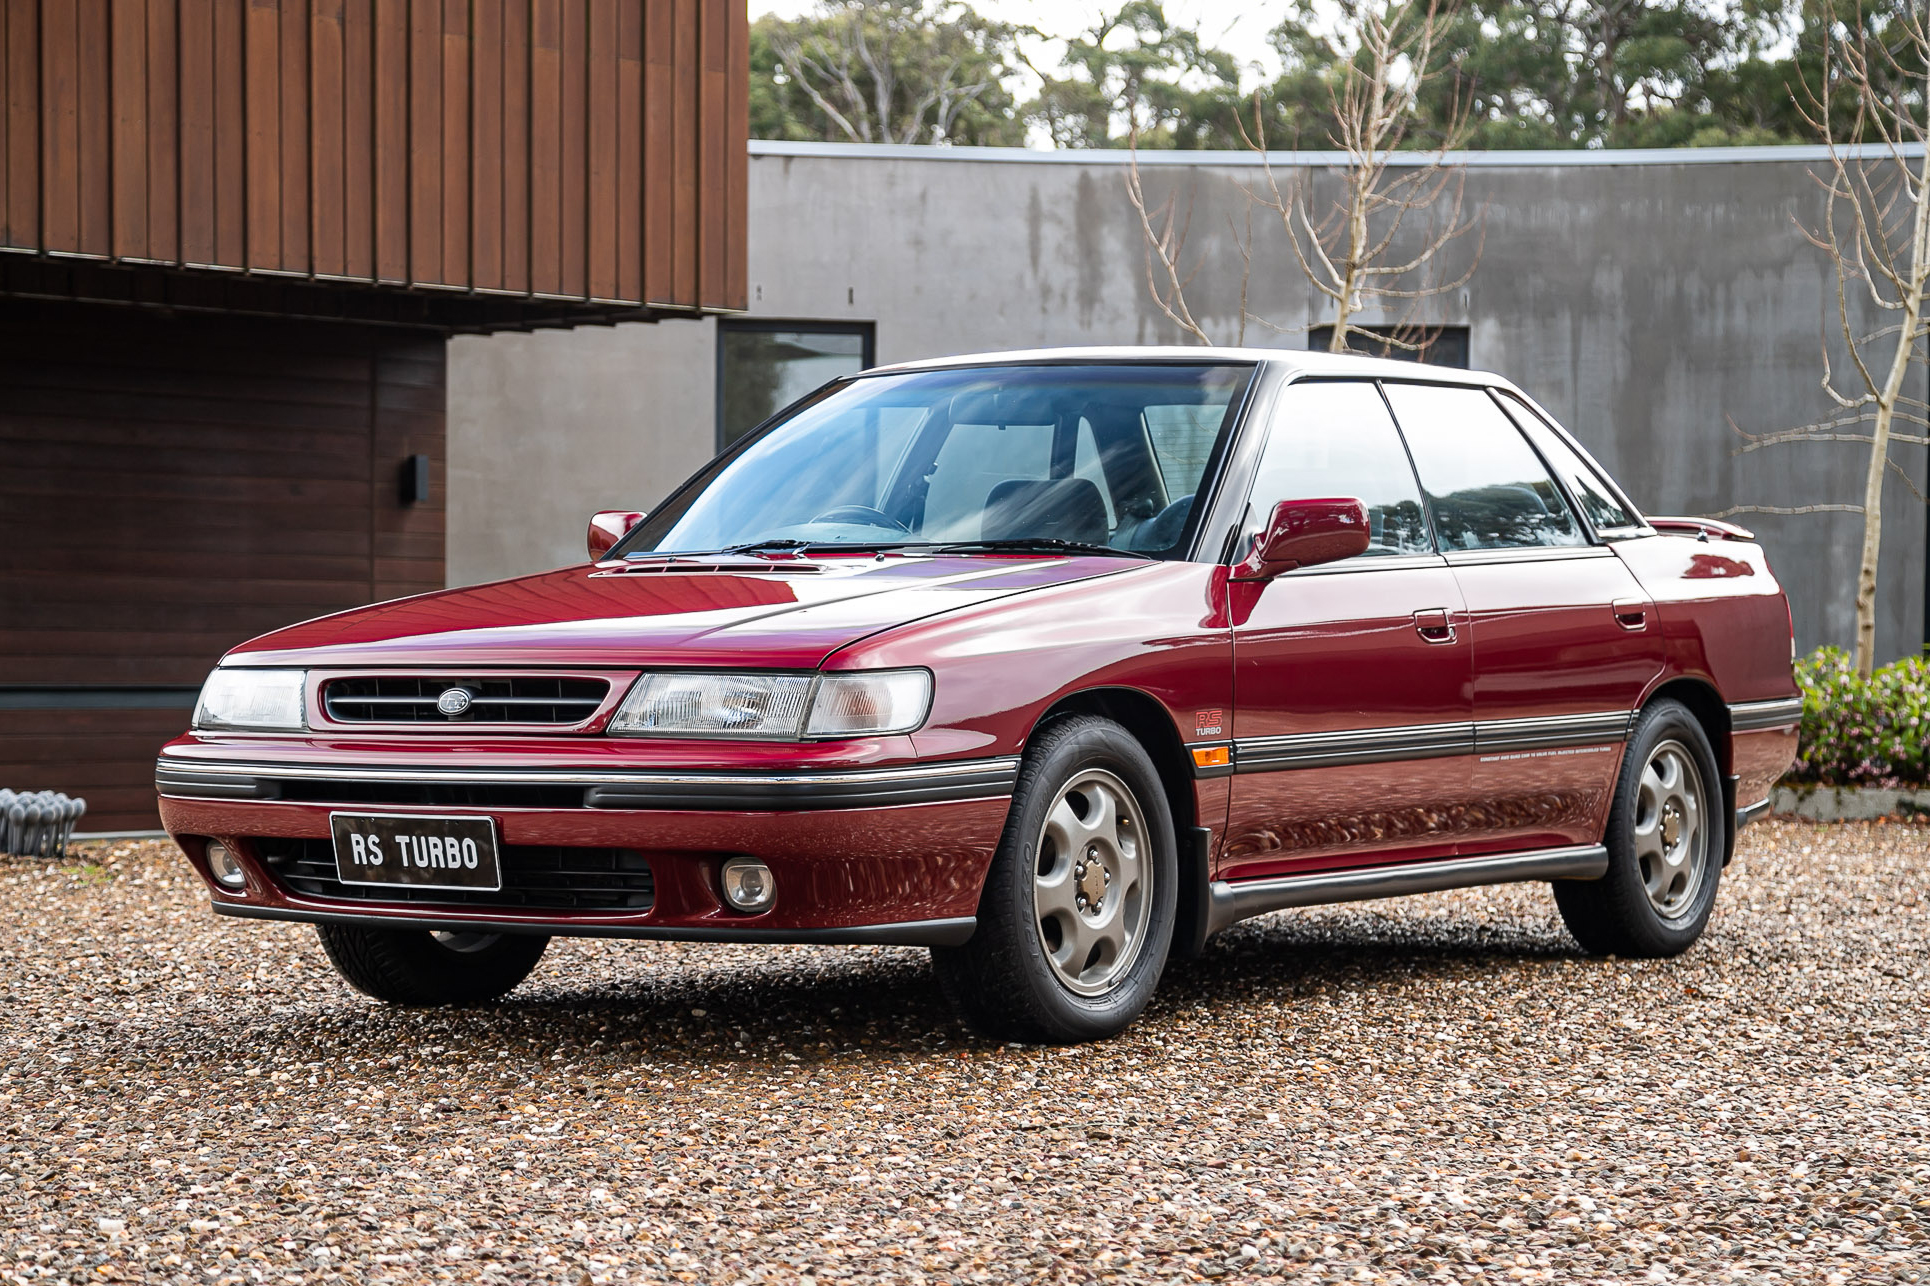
top-left (1247, 381), bottom-right (1432, 558)
top-left (1495, 394), bottom-right (1639, 533)
top-left (1382, 384), bottom-right (1586, 551)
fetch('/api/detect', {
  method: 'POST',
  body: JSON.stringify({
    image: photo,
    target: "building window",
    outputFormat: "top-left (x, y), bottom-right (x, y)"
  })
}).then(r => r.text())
top-left (1307, 324), bottom-right (1469, 369)
top-left (718, 321), bottom-right (875, 448)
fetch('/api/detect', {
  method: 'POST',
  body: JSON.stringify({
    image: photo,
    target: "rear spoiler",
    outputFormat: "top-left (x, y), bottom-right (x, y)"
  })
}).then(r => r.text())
top-left (1647, 515), bottom-right (1755, 542)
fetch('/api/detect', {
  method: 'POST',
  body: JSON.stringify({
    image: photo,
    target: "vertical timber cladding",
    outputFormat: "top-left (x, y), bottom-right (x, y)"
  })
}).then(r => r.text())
top-left (0, 300), bottom-right (446, 831)
top-left (0, 0), bottom-right (749, 312)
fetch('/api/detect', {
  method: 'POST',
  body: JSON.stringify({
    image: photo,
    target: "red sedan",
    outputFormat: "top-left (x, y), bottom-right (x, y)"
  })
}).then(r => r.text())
top-left (158, 350), bottom-right (1800, 1043)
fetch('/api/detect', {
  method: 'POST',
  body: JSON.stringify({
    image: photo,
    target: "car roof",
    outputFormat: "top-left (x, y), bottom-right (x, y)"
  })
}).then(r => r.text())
top-left (864, 345), bottom-right (1522, 394)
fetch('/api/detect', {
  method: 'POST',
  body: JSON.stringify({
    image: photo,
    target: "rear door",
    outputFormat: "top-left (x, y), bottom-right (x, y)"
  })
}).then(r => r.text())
top-left (1381, 382), bottom-right (1665, 855)
top-left (1221, 380), bottom-right (1477, 882)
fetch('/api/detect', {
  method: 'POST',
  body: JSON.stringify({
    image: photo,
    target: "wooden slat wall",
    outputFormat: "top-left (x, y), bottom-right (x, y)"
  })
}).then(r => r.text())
top-left (0, 0), bottom-right (745, 312)
top-left (0, 300), bottom-right (446, 829)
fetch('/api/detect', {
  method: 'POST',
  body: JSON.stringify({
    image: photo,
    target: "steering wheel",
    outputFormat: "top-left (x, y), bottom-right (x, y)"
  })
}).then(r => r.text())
top-left (808, 505), bottom-right (910, 533)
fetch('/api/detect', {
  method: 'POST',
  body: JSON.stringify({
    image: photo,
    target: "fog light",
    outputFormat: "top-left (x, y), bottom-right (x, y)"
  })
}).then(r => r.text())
top-left (719, 857), bottom-right (775, 913)
top-left (205, 841), bottom-right (246, 890)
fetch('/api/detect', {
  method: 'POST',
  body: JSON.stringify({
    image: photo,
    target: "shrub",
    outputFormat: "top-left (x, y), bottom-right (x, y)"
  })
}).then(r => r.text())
top-left (1787, 647), bottom-right (1930, 788)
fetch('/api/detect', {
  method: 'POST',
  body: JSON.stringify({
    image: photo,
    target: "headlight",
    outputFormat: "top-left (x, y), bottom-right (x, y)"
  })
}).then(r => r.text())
top-left (610, 673), bottom-right (815, 738)
top-left (804, 671), bottom-right (932, 737)
top-left (192, 668), bottom-right (306, 731)
top-left (610, 670), bottom-right (931, 739)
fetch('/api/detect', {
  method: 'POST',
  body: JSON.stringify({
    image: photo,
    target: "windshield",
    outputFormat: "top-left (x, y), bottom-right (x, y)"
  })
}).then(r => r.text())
top-left (619, 362), bottom-right (1255, 560)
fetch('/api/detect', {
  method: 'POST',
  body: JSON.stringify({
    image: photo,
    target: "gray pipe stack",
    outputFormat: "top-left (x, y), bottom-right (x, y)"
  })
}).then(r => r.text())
top-left (0, 790), bottom-right (88, 859)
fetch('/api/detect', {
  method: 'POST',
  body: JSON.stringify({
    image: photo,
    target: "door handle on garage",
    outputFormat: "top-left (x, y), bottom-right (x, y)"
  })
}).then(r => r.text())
top-left (1413, 608), bottom-right (1456, 643)
top-left (1612, 598), bottom-right (1649, 630)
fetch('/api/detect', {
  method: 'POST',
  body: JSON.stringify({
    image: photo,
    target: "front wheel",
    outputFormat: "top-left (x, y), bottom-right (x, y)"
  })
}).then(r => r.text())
top-left (316, 924), bottom-right (550, 1005)
top-left (1553, 698), bottom-right (1725, 957)
top-left (931, 715), bottom-right (1178, 1043)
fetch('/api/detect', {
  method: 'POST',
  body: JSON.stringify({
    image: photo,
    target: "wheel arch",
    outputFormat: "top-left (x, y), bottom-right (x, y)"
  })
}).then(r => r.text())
top-left (1641, 676), bottom-right (1732, 777)
top-left (1029, 686), bottom-right (1210, 957)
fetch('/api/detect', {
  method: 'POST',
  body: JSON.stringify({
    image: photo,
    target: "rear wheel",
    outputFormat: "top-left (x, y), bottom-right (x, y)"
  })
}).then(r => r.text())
top-left (1553, 698), bottom-right (1724, 957)
top-left (315, 924), bottom-right (549, 1005)
top-left (931, 715), bottom-right (1177, 1043)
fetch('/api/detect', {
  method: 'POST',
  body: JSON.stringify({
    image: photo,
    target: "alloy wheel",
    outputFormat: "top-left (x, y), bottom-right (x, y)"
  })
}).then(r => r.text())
top-left (1632, 738), bottom-right (1708, 920)
top-left (1031, 768), bottom-right (1153, 996)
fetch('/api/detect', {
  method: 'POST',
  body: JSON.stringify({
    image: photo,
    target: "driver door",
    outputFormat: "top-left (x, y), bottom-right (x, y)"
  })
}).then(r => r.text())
top-left (1222, 380), bottom-right (1478, 882)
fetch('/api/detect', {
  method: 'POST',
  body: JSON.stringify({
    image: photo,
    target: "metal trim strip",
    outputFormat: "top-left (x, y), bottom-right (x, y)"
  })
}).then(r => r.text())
top-left (1233, 721), bottom-right (1475, 772)
top-left (1474, 710), bottom-right (1634, 754)
top-left (1226, 710), bottom-right (1635, 775)
top-left (748, 139), bottom-right (1925, 169)
top-left (1207, 844), bottom-right (1609, 934)
top-left (1440, 546), bottom-right (1616, 567)
top-left (1728, 698), bottom-right (1804, 732)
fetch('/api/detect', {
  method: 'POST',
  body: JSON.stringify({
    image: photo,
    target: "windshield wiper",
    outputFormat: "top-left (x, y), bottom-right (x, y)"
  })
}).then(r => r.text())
top-left (920, 538), bottom-right (1155, 561)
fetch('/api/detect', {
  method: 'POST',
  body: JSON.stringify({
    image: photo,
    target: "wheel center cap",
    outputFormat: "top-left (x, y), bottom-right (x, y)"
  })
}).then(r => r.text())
top-left (1661, 802), bottom-right (1682, 849)
top-left (1074, 849), bottom-right (1110, 912)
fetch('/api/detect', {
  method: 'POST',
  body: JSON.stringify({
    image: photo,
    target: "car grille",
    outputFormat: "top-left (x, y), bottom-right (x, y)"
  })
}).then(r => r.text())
top-left (254, 837), bottom-right (655, 912)
top-left (321, 676), bottom-right (611, 725)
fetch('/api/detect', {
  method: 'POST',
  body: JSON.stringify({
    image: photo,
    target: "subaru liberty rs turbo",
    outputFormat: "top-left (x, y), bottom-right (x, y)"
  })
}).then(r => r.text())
top-left (159, 350), bottom-right (1799, 1043)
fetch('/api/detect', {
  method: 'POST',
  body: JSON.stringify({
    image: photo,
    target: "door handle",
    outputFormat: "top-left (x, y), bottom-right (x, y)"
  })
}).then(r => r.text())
top-left (1612, 598), bottom-right (1649, 630)
top-left (1414, 608), bottom-right (1456, 643)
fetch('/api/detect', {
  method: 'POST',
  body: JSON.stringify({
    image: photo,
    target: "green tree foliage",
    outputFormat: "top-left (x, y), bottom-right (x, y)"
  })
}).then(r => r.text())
top-left (748, 0), bottom-right (1927, 152)
top-left (750, 0), bottom-right (1028, 146)
top-left (1022, 1), bottom-right (1245, 149)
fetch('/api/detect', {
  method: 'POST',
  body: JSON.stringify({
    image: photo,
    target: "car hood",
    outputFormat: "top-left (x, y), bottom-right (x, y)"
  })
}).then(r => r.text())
top-left (226, 554), bottom-right (1142, 670)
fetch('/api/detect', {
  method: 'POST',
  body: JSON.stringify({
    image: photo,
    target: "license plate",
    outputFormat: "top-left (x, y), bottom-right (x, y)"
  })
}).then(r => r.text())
top-left (330, 813), bottom-right (503, 892)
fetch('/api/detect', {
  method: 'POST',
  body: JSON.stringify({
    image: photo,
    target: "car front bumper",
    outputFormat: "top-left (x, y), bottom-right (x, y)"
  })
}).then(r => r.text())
top-left (156, 752), bottom-right (1017, 946)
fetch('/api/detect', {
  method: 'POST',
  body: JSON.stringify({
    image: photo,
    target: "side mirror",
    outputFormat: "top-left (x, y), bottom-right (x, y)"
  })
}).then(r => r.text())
top-left (587, 511), bottom-right (645, 561)
top-left (1231, 498), bottom-right (1371, 580)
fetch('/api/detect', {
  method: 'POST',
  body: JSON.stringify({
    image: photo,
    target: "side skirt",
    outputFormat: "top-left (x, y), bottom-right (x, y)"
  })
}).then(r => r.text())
top-left (1206, 844), bottom-right (1609, 937)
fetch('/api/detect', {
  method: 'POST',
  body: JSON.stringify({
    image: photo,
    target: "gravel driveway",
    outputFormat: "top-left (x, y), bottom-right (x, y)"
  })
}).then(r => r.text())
top-left (2, 819), bottom-right (1925, 1284)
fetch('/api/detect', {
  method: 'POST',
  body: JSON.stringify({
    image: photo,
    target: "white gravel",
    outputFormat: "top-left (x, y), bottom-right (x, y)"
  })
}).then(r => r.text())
top-left (2, 819), bottom-right (1926, 1284)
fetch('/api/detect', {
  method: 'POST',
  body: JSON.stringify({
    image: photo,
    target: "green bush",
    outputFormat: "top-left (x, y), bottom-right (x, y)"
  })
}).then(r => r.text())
top-left (1788, 647), bottom-right (1930, 788)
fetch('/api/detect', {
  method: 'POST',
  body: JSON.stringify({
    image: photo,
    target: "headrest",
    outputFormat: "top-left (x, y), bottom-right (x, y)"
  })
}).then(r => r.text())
top-left (982, 478), bottom-right (1110, 545)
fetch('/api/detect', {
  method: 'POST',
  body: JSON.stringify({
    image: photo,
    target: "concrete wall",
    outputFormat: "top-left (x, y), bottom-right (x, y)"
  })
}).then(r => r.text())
top-left (449, 142), bottom-right (1929, 662)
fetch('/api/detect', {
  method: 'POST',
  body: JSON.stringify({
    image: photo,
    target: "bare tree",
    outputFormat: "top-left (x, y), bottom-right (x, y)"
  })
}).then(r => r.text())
top-left (1122, 0), bottom-right (1481, 353)
top-left (1255, 0), bottom-right (1481, 354)
top-left (1728, 5), bottom-right (1930, 677)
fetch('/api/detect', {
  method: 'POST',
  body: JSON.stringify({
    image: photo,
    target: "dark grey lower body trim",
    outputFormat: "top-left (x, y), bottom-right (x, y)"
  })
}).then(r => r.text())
top-left (1236, 722), bottom-right (1474, 772)
top-left (213, 900), bottom-right (978, 947)
top-left (1475, 711), bottom-right (1632, 754)
top-left (1227, 711), bottom-right (1633, 775)
top-left (1736, 797), bottom-right (1772, 829)
top-left (1206, 844), bottom-right (1609, 935)
top-left (155, 766), bottom-right (284, 799)
top-left (1729, 698), bottom-right (1803, 732)
top-left (585, 761), bottom-right (1018, 810)
top-left (157, 755), bottom-right (1020, 811)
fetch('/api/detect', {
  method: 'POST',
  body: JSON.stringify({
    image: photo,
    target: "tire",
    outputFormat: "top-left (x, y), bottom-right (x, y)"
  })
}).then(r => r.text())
top-left (1553, 698), bottom-right (1725, 957)
top-left (315, 923), bottom-right (550, 1005)
top-left (930, 715), bottom-right (1178, 1044)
